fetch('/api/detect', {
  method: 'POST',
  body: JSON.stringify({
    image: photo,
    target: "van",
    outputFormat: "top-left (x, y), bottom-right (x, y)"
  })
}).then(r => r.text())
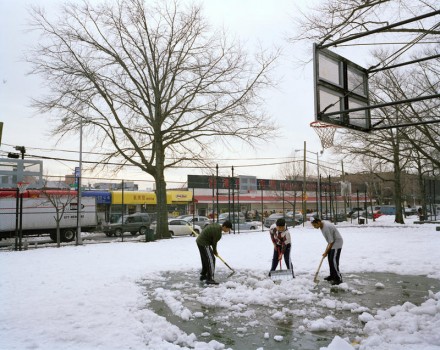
top-left (377, 205), bottom-right (396, 215)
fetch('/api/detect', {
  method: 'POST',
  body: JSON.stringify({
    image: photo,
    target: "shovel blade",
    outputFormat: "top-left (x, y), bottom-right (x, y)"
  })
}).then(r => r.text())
top-left (270, 269), bottom-right (294, 281)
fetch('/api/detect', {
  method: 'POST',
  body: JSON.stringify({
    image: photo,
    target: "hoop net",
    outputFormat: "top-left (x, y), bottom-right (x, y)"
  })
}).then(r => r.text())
top-left (17, 182), bottom-right (30, 194)
top-left (310, 121), bottom-right (338, 149)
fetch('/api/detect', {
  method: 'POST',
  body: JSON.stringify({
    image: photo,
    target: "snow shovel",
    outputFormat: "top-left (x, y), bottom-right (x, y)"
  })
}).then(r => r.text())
top-left (191, 228), bottom-right (235, 277)
top-left (270, 250), bottom-right (294, 282)
top-left (313, 256), bottom-right (325, 284)
top-left (216, 254), bottom-right (235, 277)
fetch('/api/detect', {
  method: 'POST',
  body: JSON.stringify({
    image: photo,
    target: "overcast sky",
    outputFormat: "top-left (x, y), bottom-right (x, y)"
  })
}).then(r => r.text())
top-left (0, 0), bottom-right (336, 188)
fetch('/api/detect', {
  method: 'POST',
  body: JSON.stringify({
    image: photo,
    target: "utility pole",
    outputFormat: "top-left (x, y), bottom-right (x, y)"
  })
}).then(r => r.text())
top-left (76, 118), bottom-right (83, 245)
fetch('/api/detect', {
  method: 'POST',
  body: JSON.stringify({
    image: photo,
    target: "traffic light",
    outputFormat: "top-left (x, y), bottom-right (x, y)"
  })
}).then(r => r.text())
top-left (7, 152), bottom-right (20, 159)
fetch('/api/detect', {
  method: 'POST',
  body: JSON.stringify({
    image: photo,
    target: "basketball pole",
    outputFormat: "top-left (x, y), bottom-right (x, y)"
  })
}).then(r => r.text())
top-left (302, 141), bottom-right (307, 225)
top-left (316, 152), bottom-right (321, 219)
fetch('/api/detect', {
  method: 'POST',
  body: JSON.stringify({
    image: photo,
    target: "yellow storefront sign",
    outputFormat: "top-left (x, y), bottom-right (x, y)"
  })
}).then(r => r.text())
top-left (111, 191), bottom-right (156, 204)
top-left (111, 191), bottom-right (192, 204)
top-left (167, 191), bottom-right (193, 203)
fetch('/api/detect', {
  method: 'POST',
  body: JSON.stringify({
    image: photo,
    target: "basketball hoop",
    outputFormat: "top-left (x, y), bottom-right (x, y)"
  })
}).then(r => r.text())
top-left (310, 121), bottom-right (339, 149)
top-left (17, 182), bottom-right (29, 194)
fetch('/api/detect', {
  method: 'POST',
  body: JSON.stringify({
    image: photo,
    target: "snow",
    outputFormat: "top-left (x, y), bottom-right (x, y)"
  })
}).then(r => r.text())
top-left (1, 215), bottom-right (440, 349)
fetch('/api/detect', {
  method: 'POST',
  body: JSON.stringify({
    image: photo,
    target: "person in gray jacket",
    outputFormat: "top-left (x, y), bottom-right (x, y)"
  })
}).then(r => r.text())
top-left (196, 220), bottom-right (232, 285)
top-left (311, 217), bottom-right (343, 285)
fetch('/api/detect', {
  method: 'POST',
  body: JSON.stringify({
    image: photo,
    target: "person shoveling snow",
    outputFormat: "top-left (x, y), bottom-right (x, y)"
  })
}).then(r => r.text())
top-left (195, 220), bottom-right (232, 285)
top-left (269, 218), bottom-right (295, 281)
top-left (311, 217), bottom-right (343, 285)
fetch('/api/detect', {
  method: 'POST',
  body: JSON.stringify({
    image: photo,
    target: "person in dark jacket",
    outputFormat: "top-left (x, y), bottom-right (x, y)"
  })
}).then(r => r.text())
top-left (196, 220), bottom-right (232, 285)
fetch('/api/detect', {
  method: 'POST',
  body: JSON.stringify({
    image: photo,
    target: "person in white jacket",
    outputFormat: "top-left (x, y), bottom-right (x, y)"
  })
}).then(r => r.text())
top-left (268, 218), bottom-right (295, 278)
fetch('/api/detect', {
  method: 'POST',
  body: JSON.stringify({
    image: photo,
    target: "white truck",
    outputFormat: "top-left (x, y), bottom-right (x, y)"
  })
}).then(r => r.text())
top-left (0, 196), bottom-right (98, 242)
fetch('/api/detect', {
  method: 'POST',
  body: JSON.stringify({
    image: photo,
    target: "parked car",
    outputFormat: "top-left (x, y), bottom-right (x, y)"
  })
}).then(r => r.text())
top-left (218, 212), bottom-right (246, 223)
top-left (306, 212), bottom-right (319, 221)
top-left (372, 210), bottom-right (383, 219)
top-left (356, 209), bottom-right (382, 219)
top-left (102, 212), bottom-right (151, 237)
top-left (182, 215), bottom-right (212, 228)
top-left (321, 213), bottom-right (347, 222)
top-left (286, 211), bottom-right (303, 220)
top-left (175, 214), bottom-right (193, 219)
top-left (231, 222), bottom-right (259, 231)
top-left (404, 207), bottom-right (418, 216)
top-left (151, 219), bottom-right (201, 237)
top-left (263, 213), bottom-right (300, 228)
top-left (347, 208), bottom-right (364, 218)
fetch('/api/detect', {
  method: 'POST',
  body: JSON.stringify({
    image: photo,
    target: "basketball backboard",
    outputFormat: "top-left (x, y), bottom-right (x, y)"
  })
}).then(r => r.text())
top-left (313, 44), bottom-right (371, 132)
top-left (312, 9), bottom-right (440, 135)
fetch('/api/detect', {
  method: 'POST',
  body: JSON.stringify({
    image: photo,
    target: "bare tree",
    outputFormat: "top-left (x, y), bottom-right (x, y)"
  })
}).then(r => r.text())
top-left (27, 0), bottom-right (279, 238)
top-left (382, 51), bottom-right (440, 169)
top-left (41, 187), bottom-right (77, 247)
top-left (276, 155), bottom-right (303, 215)
top-left (290, 0), bottom-right (439, 48)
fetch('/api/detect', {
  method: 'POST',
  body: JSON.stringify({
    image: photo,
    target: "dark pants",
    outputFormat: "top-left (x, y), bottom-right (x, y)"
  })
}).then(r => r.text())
top-left (328, 248), bottom-right (342, 281)
top-left (270, 244), bottom-right (294, 277)
top-left (197, 244), bottom-right (216, 280)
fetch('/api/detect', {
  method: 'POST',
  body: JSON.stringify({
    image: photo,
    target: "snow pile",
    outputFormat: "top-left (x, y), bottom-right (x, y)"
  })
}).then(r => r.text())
top-left (359, 291), bottom-right (440, 350)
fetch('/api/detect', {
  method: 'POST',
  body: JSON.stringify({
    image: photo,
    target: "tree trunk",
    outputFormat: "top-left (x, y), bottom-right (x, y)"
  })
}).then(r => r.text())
top-left (418, 172), bottom-right (427, 220)
top-left (56, 208), bottom-right (61, 248)
top-left (392, 141), bottom-right (405, 224)
top-left (154, 146), bottom-right (171, 239)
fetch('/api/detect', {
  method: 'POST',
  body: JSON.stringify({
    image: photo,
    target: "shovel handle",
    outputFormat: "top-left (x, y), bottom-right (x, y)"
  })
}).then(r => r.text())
top-left (191, 227), bottom-right (234, 272)
top-left (217, 254), bottom-right (235, 272)
top-left (314, 256), bottom-right (325, 282)
top-left (277, 247), bottom-right (284, 270)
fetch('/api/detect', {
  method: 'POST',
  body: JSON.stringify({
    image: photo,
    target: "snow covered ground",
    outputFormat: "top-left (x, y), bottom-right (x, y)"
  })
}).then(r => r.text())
top-left (1, 215), bottom-right (439, 350)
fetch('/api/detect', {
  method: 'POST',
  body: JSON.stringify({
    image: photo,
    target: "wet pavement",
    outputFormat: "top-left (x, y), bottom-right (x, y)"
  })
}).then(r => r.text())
top-left (139, 271), bottom-right (440, 350)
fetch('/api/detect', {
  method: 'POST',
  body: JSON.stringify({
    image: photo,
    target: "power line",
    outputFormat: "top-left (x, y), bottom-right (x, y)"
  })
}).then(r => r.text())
top-left (0, 144), bottom-right (343, 173)
top-left (1, 142), bottom-right (300, 162)
top-left (0, 150), bottom-right (304, 169)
